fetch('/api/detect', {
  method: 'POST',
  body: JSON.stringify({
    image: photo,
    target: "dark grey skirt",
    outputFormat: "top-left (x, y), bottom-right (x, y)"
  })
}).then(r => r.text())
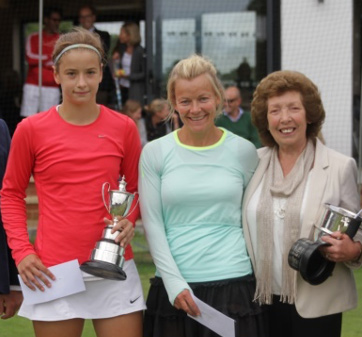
top-left (143, 275), bottom-right (269, 337)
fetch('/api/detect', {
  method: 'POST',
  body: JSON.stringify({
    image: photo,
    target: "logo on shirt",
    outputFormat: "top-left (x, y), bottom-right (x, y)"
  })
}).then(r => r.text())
top-left (130, 296), bottom-right (141, 304)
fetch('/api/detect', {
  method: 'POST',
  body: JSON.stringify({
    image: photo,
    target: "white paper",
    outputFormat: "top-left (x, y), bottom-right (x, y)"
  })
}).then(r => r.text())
top-left (187, 293), bottom-right (236, 337)
top-left (19, 259), bottom-right (86, 305)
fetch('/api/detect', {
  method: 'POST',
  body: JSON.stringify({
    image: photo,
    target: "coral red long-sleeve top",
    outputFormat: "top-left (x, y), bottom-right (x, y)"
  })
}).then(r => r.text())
top-left (1, 105), bottom-right (141, 267)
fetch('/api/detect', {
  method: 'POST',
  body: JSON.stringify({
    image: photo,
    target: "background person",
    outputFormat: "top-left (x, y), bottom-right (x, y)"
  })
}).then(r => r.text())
top-left (112, 22), bottom-right (146, 106)
top-left (243, 70), bottom-right (362, 337)
top-left (215, 86), bottom-right (261, 148)
top-left (20, 7), bottom-right (62, 118)
top-left (1, 28), bottom-right (144, 337)
top-left (144, 98), bottom-right (179, 142)
top-left (0, 119), bottom-right (23, 319)
top-left (123, 99), bottom-right (147, 147)
top-left (139, 54), bottom-right (268, 337)
top-left (78, 4), bottom-right (115, 107)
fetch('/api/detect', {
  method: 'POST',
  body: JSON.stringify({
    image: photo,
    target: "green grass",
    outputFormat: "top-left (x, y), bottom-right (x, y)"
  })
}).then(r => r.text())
top-left (0, 231), bottom-right (155, 337)
top-left (1, 231), bottom-right (361, 336)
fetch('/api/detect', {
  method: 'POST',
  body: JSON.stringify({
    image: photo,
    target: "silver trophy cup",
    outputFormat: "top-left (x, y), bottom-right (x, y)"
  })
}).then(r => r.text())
top-left (288, 203), bottom-right (361, 285)
top-left (80, 176), bottom-right (136, 280)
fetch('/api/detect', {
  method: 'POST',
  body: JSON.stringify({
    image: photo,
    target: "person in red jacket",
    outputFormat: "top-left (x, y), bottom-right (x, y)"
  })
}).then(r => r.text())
top-left (20, 7), bottom-right (62, 118)
top-left (1, 27), bottom-right (144, 337)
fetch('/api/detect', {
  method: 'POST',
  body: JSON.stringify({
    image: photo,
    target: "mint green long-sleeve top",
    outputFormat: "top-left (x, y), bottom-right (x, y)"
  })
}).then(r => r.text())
top-left (139, 129), bottom-right (259, 304)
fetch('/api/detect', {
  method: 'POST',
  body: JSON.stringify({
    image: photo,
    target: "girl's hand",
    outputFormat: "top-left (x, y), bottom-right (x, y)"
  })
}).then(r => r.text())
top-left (17, 254), bottom-right (55, 291)
top-left (106, 217), bottom-right (135, 248)
top-left (174, 289), bottom-right (200, 317)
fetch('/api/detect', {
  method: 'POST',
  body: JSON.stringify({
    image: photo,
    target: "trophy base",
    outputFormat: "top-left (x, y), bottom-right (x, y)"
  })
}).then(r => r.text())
top-left (80, 260), bottom-right (127, 281)
top-left (288, 238), bottom-right (335, 285)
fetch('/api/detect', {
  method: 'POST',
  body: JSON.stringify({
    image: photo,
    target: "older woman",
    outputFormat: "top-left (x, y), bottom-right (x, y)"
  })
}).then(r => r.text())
top-left (243, 70), bottom-right (362, 337)
top-left (139, 54), bottom-right (268, 337)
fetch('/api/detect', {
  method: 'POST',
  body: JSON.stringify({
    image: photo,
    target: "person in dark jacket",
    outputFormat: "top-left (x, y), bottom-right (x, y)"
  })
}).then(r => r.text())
top-left (78, 4), bottom-right (115, 107)
top-left (112, 22), bottom-right (146, 106)
top-left (0, 119), bottom-right (22, 319)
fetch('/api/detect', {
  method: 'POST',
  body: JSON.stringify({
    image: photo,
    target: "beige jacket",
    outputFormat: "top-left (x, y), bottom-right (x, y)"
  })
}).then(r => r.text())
top-left (242, 139), bottom-right (361, 318)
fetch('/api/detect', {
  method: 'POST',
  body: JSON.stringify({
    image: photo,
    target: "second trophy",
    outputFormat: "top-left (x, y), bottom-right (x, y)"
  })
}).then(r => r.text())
top-left (80, 176), bottom-right (137, 280)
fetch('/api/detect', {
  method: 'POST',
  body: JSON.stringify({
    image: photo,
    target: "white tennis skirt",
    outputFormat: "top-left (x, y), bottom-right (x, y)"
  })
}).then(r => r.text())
top-left (18, 260), bottom-right (146, 321)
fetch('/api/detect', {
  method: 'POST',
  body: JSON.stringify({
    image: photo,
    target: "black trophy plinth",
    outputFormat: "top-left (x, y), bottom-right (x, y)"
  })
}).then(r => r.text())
top-left (288, 239), bottom-right (335, 285)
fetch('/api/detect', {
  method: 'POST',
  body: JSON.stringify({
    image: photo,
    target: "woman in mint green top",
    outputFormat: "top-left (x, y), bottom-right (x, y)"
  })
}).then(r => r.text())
top-left (139, 55), bottom-right (268, 337)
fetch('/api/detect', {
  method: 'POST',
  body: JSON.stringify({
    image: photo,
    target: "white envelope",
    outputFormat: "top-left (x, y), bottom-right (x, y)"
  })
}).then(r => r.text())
top-left (188, 293), bottom-right (236, 337)
top-left (19, 259), bottom-right (86, 305)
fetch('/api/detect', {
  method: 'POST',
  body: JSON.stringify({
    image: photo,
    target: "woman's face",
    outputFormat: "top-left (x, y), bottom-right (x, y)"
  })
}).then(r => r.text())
top-left (119, 28), bottom-right (130, 44)
top-left (267, 91), bottom-right (308, 151)
top-left (54, 49), bottom-right (102, 106)
top-left (174, 74), bottom-right (219, 136)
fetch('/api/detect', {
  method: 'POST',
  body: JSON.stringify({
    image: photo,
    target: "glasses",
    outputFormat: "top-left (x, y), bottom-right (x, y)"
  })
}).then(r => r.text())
top-left (79, 14), bottom-right (93, 20)
top-left (225, 98), bottom-right (238, 104)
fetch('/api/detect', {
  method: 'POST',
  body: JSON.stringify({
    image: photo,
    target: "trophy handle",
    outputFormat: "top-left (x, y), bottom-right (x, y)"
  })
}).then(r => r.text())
top-left (126, 192), bottom-right (139, 218)
top-left (102, 182), bottom-right (111, 213)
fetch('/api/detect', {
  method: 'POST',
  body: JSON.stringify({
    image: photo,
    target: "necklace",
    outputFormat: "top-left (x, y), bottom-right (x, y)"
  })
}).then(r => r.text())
top-left (274, 198), bottom-right (286, 219)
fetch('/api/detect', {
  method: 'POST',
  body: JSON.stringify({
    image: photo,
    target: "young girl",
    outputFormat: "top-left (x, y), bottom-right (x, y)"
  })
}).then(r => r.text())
top-left (144, 98), bottom-right (180, 142)
top-left (1, 27), bottom-right (145, 337)
top-left (123, 99), bottom-right (147, 147)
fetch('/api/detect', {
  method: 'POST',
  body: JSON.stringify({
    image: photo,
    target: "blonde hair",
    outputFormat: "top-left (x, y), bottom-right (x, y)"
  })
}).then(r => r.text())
top-left (167, 54), bottom-right (224, 117)
top-left (52, 27), bottom-right (105, 71)
top-left (147, 98), bottom-right (169, 117)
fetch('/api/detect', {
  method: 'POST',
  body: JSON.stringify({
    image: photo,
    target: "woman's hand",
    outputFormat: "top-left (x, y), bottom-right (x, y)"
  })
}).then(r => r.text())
top-left (17, 254), bottom-right (55, 291)
top-left (106, 217), bottom-right (135, 248)
top-left (320, 231), bottom-right (362, 262)
top-left (112, 52), bottom-right (120, 60)
top-left (0, 291), bottom-right (23, 319)
top-left (174, 289), bottom-right (200, 317)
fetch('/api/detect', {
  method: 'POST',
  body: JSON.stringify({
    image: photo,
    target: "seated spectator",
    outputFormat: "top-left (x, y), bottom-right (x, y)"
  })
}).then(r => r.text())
top-left (215, 86), bottom-right (261, 148)
top-left (123, 99), bottom-right (147, 147)
top-left (144, 98), bottom-right (180, 142)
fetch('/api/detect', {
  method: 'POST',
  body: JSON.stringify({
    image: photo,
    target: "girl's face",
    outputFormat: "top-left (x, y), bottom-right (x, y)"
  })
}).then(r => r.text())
top-left (54, 49), bottom-right (102, 106)
top-left (129, 108), bottom-right (142, 121)
top-left (174, 74), bottom-right (219, 136)
top-left (156, 104), bottom-right (170, 121)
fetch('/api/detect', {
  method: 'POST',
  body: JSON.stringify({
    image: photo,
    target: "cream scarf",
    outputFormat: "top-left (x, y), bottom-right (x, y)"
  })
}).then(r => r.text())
top-left (255, 140), bottom-right (315, 304)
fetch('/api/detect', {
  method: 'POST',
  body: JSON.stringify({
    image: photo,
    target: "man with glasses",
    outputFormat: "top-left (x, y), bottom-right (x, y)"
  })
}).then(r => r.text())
top-left (78, 4), bottom-right (115, 107)
top-left (216, 86), bottom-right (261, 148)
top-left (20, 7), bottom-right (62, 117)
